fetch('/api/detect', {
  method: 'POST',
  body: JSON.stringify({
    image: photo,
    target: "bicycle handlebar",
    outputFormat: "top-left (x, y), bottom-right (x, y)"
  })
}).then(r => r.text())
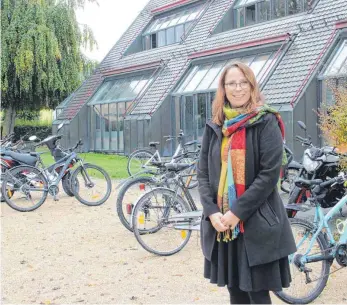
top-left (320, 175), bottom-right (345, 188)
top-left (64, 139), bottom-right (83, 153)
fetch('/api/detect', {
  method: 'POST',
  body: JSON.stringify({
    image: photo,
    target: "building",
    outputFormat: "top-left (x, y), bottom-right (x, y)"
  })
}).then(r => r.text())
top-left (53, 0), bottom-right (347, 159)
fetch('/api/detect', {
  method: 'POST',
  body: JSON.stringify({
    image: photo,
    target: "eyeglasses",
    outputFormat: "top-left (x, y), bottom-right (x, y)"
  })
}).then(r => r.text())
top-left (224, 81), bottom-right (250, 90)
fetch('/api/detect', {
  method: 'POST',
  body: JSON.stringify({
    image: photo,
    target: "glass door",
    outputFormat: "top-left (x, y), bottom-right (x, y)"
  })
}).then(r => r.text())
top-left (101, 104), bottom-right (110, 150)
top-left (109, 103), bottom-right (118, 151)
top-left (93, 105), bottom-right (102, 150)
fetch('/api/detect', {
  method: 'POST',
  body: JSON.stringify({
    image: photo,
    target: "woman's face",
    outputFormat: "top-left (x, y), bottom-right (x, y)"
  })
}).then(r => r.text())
top-left (224, 67), bottom-right (251, 109)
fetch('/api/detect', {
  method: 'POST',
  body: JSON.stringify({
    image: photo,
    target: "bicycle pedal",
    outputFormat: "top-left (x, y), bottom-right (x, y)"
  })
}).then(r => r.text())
top-left (304, 267), bottom-right (312, 284)
top-left (303, 267), bottom-right (312, 273)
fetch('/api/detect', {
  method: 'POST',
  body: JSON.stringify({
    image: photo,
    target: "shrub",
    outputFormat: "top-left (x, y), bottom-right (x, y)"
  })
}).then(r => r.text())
top-left (318, 79), bottom-right (347, 170)
top-left (15, 110), bottom-right (53, 127)
top-left (13, 126), bottom-right (52, 142)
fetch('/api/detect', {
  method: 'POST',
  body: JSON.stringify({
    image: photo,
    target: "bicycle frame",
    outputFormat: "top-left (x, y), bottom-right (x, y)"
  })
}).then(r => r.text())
top-left (298, 193), bottom-right (347, 264)
top-left (11, 152), bottom-right (80, 192)
top-left (143, 150), bottom-right (161, 166)
top-left (5, 152), bottom-right (78, 195)
top-left (169, 143), bottom-right (182, 163)
top-left (40, 152), bottom-right (79, 186)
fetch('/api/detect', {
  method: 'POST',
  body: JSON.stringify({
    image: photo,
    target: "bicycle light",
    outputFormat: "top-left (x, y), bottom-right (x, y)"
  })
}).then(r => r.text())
top-left (126, 203), bottom-right (133, 215)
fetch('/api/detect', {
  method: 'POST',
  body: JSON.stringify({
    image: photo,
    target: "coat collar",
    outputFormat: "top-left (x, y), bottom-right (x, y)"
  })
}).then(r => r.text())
top-left (206, 120), bottom-right (222, 143)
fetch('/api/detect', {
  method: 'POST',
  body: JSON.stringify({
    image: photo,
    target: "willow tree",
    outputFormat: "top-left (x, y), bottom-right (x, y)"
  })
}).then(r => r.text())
top-left (1, 0), bottom-right (97, 135)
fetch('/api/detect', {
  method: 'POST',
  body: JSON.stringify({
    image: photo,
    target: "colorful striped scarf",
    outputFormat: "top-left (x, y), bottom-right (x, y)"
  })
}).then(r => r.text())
top-left (217, 104), bottom-right (285, 242)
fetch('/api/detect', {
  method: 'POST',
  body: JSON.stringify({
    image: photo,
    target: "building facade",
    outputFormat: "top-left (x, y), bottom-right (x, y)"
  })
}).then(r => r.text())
top-left (54, 0), bottom-right (347, 159)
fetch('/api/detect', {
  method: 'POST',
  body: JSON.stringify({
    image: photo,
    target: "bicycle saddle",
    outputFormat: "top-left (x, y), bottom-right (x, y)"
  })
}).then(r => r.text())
top-left (149, 142), bottom-right (160, 147)
top-left (165, 163), bottom-right (191, 171)
top-left (29, 152), bottom-right (46, 157)
top-left (4, 151), bottom-right (38, 166)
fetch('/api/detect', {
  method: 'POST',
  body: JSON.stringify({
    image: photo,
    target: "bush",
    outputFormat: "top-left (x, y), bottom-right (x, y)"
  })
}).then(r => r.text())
top-left (13, 125), bottom-right (52, 142)
top-left (318, 79), bottom-right (347, 169)
top-left (15, 110), bottom-right (53, 127)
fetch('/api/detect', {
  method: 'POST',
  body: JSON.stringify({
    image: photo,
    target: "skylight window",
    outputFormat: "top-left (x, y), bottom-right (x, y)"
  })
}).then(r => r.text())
top-left (175, 52), bottom-right (277, 94)
top-left (143, 4), bottom-right (203, 50)
top-left (322, 40), bottom-right (347, 78)
top-left (214, 0), bottom-right (315, 33)
top-left (88, 74), bottom-right (153, 105)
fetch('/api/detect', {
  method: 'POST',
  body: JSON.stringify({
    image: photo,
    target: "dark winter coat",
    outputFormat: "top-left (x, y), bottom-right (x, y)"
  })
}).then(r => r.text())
top-left (197, 113), bottom-right (297, 267)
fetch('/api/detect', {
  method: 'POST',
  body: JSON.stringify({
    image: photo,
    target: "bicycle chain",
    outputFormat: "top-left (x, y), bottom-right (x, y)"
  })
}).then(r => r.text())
top-left (308, 265), bottom-right (345, 283)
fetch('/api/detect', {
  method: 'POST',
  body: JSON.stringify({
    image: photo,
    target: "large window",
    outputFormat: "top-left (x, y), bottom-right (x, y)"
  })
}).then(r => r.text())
top-left (88, 74), bottom-right (153, 105)
top-left (320, 40), bottom-right (347, 107)
top-left (215, 0), bottom-right (315, 32)
top-left (175, 51), bottom-right (277, 94)
top-left (174, 50), bottom-right (280, 140)
top-left (143, 4), bottom-right (203, 50)
top-left (88, 72), bottom-right (154, 152)
top-left (234, 0), bottom-right (313, 28)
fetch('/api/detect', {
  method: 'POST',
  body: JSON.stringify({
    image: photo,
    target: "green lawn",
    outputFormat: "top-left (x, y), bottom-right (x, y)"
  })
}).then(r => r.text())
top-left (38, 148), bottom-right (129, 180)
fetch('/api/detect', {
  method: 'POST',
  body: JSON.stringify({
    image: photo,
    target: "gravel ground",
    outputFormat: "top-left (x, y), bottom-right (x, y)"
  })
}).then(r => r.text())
top-left (1, 181), bottom-right (346, 304)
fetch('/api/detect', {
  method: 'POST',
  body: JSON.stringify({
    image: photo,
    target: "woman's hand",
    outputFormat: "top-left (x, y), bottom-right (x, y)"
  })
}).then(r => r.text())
top-left (221, 211), bottom-right (240, 230)
top-left (209, 212), bottom-right (228, 232)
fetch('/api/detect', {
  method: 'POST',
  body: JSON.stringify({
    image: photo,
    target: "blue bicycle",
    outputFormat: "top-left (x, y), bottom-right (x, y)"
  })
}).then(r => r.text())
top-left (275, 174), bottom-right (347, 304)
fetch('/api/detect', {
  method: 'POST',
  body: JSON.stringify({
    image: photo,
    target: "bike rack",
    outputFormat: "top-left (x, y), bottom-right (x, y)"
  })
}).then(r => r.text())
top-left (169, 210), bottom-right (202, 231)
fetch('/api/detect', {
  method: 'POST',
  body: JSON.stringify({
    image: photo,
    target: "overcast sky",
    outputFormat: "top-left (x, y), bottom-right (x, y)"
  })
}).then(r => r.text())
top-left (76, 0), bottom-right (149, 62)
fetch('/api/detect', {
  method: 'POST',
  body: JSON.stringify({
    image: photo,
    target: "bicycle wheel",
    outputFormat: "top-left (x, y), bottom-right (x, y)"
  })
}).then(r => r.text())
top-left (127, 149), bottom-right (157, 176)
top-left (132, 187), bottom-right (192, 256)
top-left (116, 176), bottom-right (163, 232)
top-left (61, 171), bottom-right (77, 197)
top-left (1, 173), bottom-right (9, 202)
top-left (71, 163), bottom-right (111, 206)
top-left (274, 218), bottom-right (331, 304)
top-left (1, 165), bottom-right (48, 212)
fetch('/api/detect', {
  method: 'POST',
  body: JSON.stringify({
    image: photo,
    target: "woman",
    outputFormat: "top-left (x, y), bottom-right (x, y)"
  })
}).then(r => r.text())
top-left (197, 62), bottom-right (296, 304)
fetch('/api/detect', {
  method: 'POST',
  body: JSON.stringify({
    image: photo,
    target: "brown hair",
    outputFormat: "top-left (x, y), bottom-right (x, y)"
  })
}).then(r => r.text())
top-left (212, 62), bottom-right (263, 126)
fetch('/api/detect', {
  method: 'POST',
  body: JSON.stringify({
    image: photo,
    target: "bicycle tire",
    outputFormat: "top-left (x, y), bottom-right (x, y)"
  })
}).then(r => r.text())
top-left (1, 173), bottom-right (6, 202)
top-left (132, 187), bottom-right (192, 256)
top-left (1, 165), bottom-right (48, 212)
top-left (127, 149), bottom-right (156, 176)
top-left (116, 176), bottom-right (159, 232)
top-left (71, 163), bottom-right (111, 206)
top-left (62, 172), bottom-right (74, 197)
top-left (274, 218), bottom-right (331, 304)
top-left (0, 173), bottom-right (13, 202)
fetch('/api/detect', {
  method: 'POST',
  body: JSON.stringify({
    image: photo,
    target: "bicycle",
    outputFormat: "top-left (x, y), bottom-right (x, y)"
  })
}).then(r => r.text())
top-left (126, 130), bottom-right (199, 189)
top-left (275, 173), bottom-right (347, 304)
top-left (2, 138), bottom-right (112, 212)
top-left (131, 161), bottom-right (202, 256)
top-left (116, 149), bottom-right (200, 232)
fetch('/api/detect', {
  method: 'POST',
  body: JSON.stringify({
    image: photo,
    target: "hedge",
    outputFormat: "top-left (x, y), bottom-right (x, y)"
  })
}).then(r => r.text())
top-left (14, 125), bottom-right (52, 142)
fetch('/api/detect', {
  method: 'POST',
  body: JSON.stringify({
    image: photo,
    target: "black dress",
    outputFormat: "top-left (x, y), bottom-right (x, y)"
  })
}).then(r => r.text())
top-left (204, 234), bottom-right (291, 292)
